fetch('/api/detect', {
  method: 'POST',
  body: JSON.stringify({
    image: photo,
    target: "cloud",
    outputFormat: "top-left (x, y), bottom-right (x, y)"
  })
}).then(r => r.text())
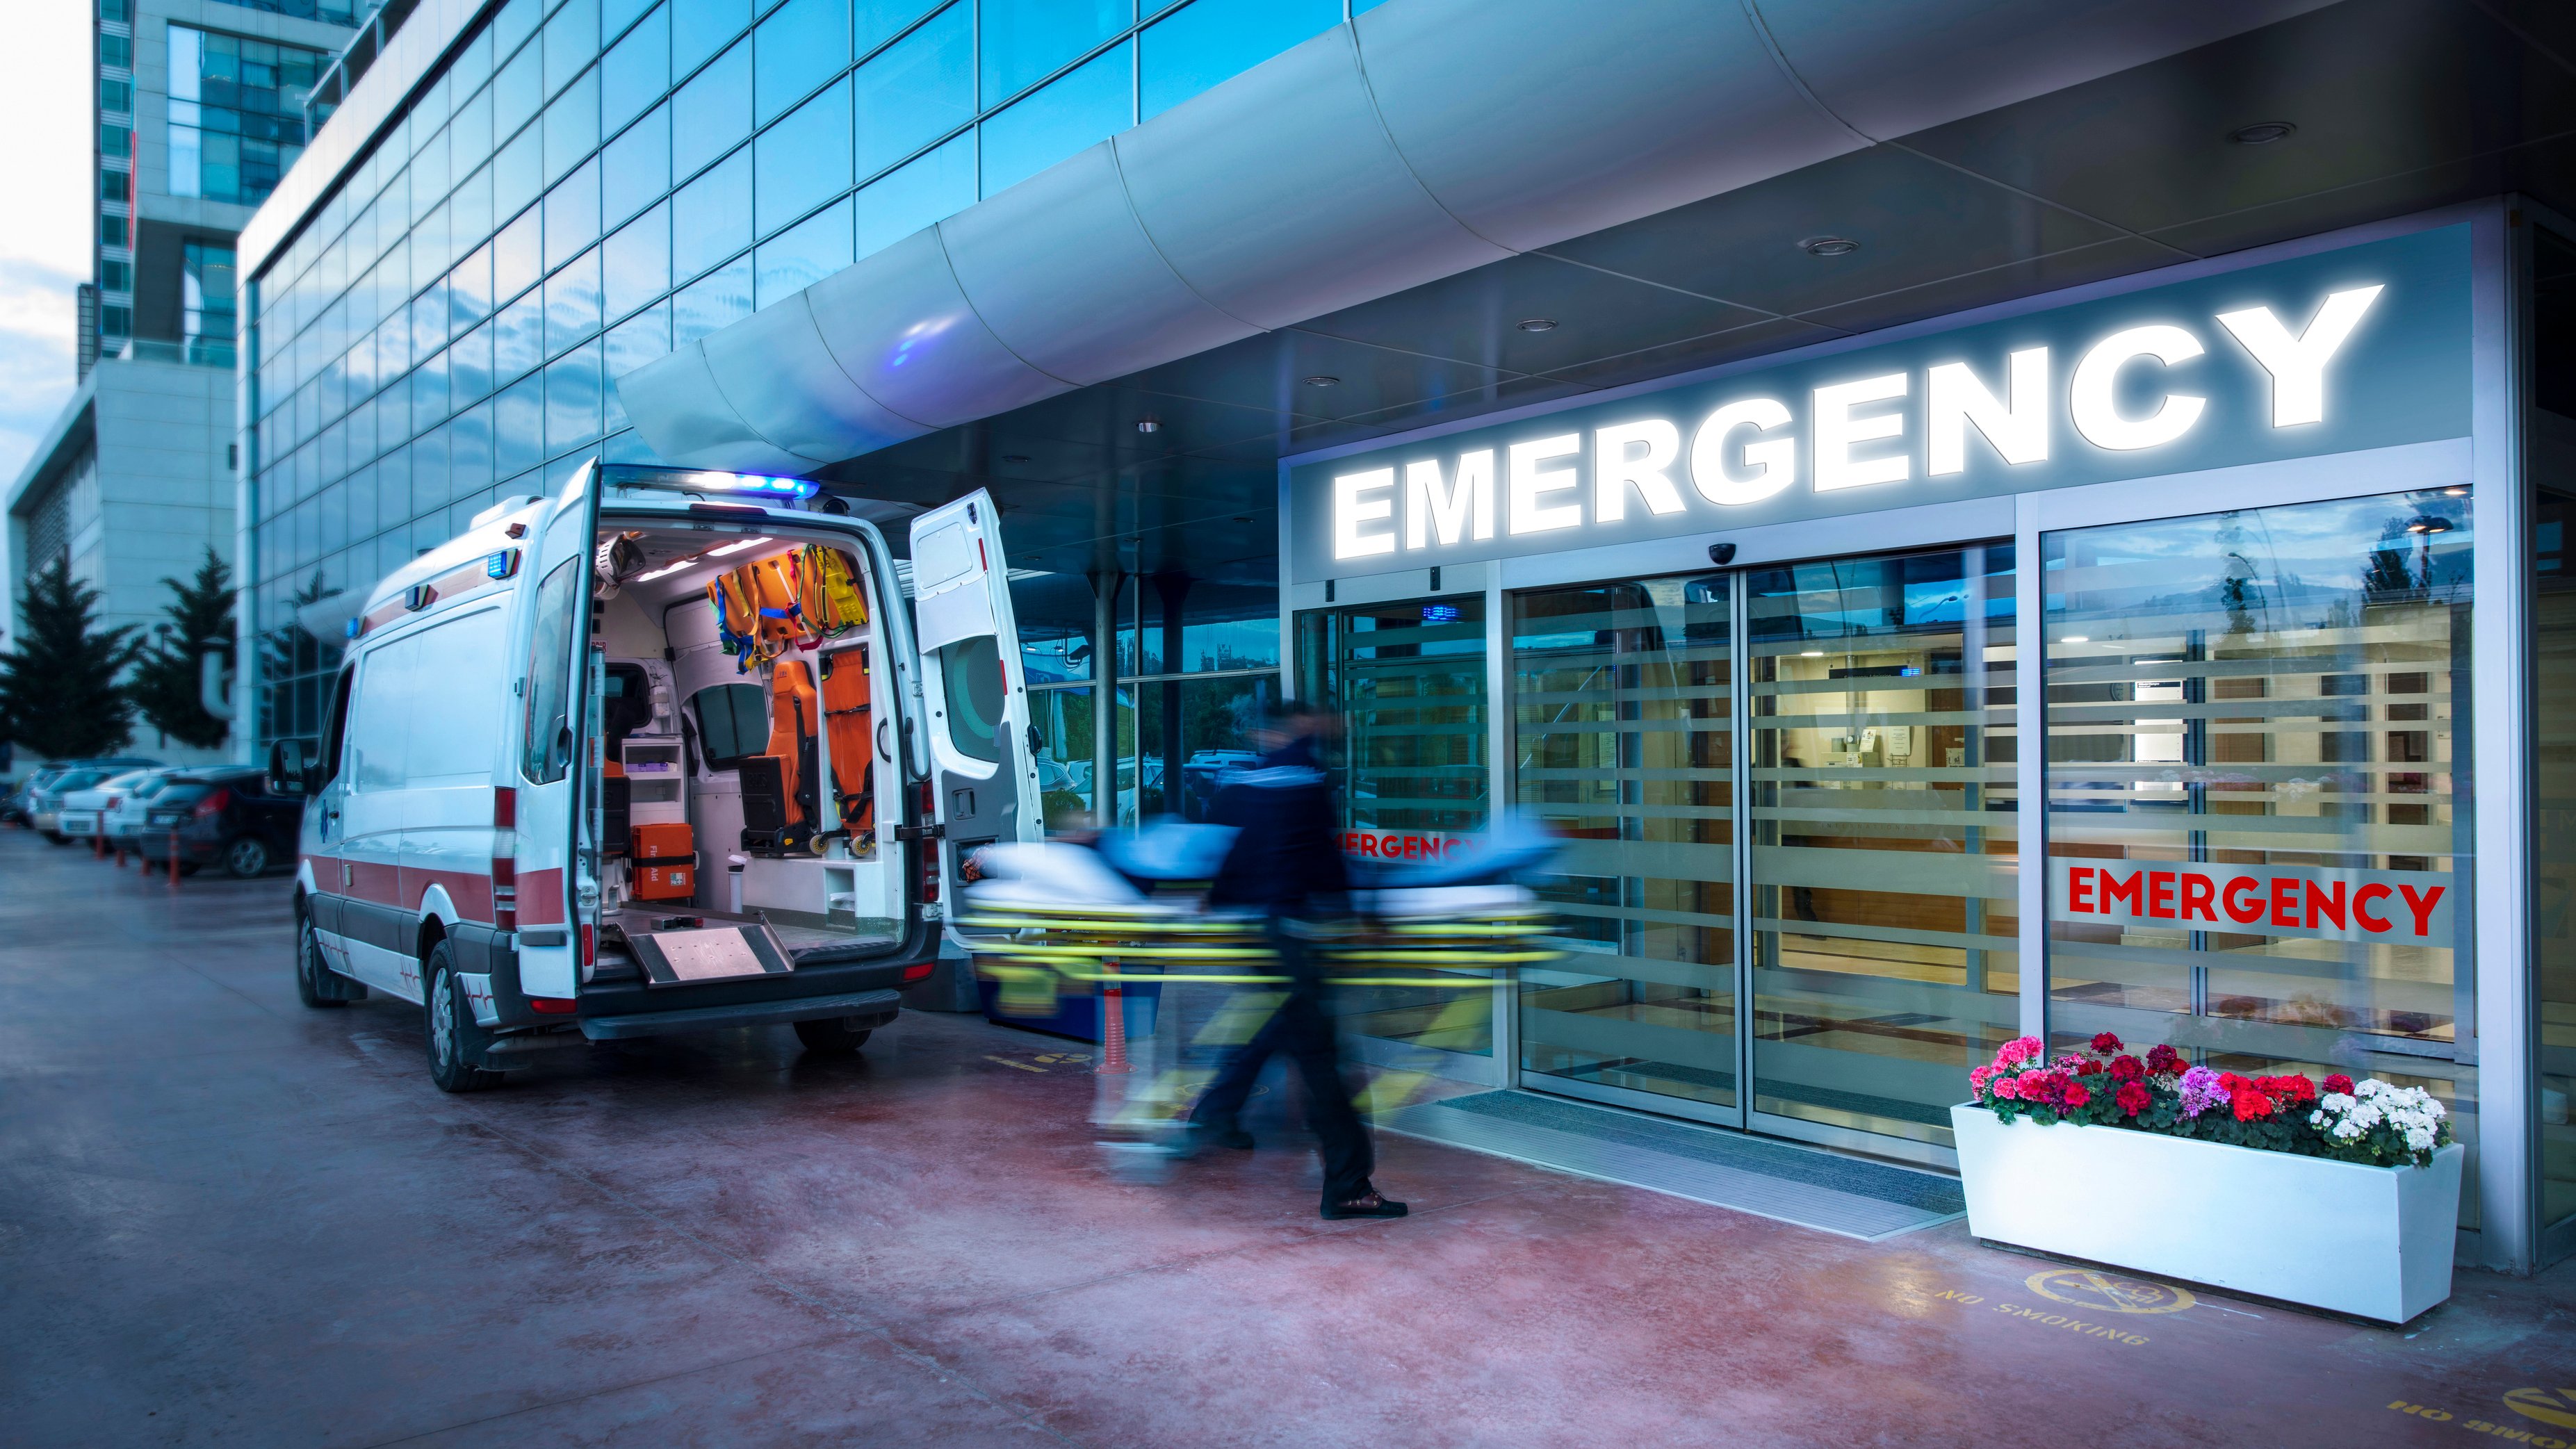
top-left (0, 259), bottom-right (79, 489)
top-left (0, 0), bottom-right (91, 493)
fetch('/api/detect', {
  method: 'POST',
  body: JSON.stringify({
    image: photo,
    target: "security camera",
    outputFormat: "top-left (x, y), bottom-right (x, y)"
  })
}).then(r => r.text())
top-left (1707, 542), bottom-right (1737, 565)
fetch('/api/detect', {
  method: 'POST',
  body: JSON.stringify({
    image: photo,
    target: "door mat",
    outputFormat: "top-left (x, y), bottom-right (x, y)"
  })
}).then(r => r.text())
top-left (1378, 1090), bottom-right (1966, 1241)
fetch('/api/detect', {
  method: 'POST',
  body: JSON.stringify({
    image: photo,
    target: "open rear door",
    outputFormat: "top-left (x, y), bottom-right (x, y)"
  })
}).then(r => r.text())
top-left (909, 489), bottom-right (1044, 902)
top-left (512, 460), bottom-right (603, 1000)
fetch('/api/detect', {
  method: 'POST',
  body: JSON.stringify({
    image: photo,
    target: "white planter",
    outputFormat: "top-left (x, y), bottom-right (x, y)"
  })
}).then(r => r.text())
top-left (1950, 1104), bottom-right (2463, 1324)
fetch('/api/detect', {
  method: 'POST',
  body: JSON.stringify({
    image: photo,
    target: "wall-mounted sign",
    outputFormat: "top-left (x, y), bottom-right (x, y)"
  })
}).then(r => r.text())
top-left (1282, 224), bottom-right (2471, 584)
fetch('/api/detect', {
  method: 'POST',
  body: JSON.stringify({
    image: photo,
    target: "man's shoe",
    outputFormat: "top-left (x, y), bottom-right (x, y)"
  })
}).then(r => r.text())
top-left (1321, 1190), bottom-right (1409, 1220)
top-left (1180, 1120), bottom-right (1255, 1156)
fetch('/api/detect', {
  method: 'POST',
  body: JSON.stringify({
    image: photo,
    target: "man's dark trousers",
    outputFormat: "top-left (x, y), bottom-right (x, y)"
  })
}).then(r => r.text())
top-left (1192, 917), bottom-right (1372, 1206)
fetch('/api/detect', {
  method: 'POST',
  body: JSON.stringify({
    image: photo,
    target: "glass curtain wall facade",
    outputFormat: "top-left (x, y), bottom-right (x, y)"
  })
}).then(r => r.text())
top-left (246, 0), bottom-right (1372, 751)
top-left (169, 24), bottom-right (327, 205)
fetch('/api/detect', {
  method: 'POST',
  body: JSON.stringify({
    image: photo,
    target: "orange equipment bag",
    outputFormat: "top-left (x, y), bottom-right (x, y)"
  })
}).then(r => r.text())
top-left (634, 861), bottom-right (696, 901)
top-left (630, 822), bottom-right (692, 860)
top-left (819, 646), bottom-right (873, 836)
top-left (706, 553), bottom-right (804, 672)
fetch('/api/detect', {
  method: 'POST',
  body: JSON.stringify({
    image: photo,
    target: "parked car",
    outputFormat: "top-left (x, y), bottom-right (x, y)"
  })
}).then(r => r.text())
top-left (104, 769), bottom-right (197, 850)
top-left (57, 769), bottom-right (161, 843)
top-left (22, 758), bottom-right (161, 840)
top-left (136, 768), bottom-right (301, 878)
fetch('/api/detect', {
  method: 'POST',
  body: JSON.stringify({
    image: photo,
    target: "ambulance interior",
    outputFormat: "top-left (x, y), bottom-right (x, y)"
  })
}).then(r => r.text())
top-left (583, 523), bottom-right (903, 977)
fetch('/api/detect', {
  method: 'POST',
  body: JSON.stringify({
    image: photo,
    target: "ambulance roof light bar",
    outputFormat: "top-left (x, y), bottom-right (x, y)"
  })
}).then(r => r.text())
top-left (599, 464), bottom-right (822, 501)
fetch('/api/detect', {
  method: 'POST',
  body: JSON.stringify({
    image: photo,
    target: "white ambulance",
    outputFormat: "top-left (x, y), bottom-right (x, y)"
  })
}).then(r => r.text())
top-left (271, 461), bottom-right (1043, 1091)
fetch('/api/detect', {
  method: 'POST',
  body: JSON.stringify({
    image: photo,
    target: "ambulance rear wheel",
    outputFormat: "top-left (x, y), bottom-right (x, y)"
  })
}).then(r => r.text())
top-left (296, 913), bottom-right (347, 1010)
top-left (426, 946), bottom-right (502, 1092)
top-left (792, 1017), bottom-right (873, 1054)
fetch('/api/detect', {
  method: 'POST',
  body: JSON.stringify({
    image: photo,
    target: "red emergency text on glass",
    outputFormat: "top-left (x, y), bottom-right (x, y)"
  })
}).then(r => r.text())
top-left (2049, 860), bottom-right (2453, 943)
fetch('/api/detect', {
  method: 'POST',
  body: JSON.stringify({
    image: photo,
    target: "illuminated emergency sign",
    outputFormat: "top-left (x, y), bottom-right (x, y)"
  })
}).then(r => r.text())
top-left (2050, 860), bottom-right (2454, 944)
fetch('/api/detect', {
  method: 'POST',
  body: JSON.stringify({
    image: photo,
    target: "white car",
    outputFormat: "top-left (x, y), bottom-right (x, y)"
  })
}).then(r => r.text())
top-left (56, 769), bottom-right (158, 842)
top-left (104, 769), bottom-right (192, 848)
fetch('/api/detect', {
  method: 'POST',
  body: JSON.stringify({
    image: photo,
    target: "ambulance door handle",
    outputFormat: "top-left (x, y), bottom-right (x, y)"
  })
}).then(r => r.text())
top-left (1025, 724), bottom-right (1043, 758)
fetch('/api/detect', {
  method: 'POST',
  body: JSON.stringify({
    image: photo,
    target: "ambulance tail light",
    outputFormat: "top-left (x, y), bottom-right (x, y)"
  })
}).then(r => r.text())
top-left (530, 996), bottom-right (578, 1015)
top-left (579, 924), bottom-right (596, 967)
top-left (491, 788), bottom-right (519, 931)
top-left (902, 961), bottom-right (936, 983)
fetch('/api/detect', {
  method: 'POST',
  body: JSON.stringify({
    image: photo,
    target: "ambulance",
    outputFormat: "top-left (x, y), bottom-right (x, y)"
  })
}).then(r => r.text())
top-left (270, 461), bottom-right (1043, 1092)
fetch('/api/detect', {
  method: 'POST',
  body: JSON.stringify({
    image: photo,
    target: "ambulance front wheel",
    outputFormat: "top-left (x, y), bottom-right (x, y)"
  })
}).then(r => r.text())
top-left (793, 1017), bottom-right (873, 1055)
top-left (295, 913), bottom-right (347, 1009)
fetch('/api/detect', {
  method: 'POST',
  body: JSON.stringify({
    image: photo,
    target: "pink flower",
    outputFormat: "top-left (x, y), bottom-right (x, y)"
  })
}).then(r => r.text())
top-left (1970, 1065), bottom-right (1995, 1091)
top-left (1991, 1075), bottom-right (2021, 1100)
top-left (2062, 1082), bottom-right (2092, 1108)
top-left (1996, 1036), bottom-right (2044, 1067)
top-left (2018, 1070), bottom-right (2055, 1104)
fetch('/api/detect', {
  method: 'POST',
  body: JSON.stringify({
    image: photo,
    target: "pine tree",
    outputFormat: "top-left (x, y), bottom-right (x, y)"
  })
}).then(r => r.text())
top-left (127, 548), bottom-right (235, 751)
top-left (0, 557), bottom-right (142, 760)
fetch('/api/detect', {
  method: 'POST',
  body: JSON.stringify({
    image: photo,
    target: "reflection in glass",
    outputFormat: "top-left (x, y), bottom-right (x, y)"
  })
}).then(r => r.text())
top-left (671, 0), bottom-right (749, 77)
top-left (1297, 596), bottom-right (1486, 836)
top-left (856, 2), bottom-right (973, 179)
top-left (602, 2), bottom-right (669, 131)
top-left (671, 38), bottom-right (751, 180)
top-left (1749, 545), bottom-right (2019, 1147)
top-left (981, 0), bottom-right (1128, 105)
top-left (755, 197), bottom-right (854, 307)
top-left (854, 133), bottom-right (975, 260)
top-left (1515, 578), bottom-right (1736, 1108)
top-left (1028, 685), bottom-right (1097, 830)
top-left (2044, 493), bottom-right (2475, 1217)
top-left (754, 0), bottom-right (851, 123)
top-left (979, 42), bottom-right (1132, 197)
top-left (756, 78), bottom-right (854, 237)
top-left (671, 147), bottom-right (751, 281)
top-left (1139, 0), bottom-right (1338, 120)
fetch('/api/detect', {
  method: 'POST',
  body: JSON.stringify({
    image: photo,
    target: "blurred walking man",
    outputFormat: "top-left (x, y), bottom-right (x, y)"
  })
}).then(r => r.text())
top-left (1188, 701), bottom-right (1405, 1220)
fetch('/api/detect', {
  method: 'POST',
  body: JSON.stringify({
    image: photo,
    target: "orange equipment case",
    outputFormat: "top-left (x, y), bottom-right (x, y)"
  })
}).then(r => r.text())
top-left (630, 822), bottom-right (692, 860)
top-left (634, 862), bottom-right (695, 901)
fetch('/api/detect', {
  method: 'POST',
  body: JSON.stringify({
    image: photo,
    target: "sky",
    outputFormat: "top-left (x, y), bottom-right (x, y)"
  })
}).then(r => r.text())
top-left (0, 0), bottom-right (93, 494)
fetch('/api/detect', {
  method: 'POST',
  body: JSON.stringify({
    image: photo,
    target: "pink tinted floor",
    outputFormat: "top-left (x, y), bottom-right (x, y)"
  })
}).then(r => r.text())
top-left (0, 828), bottom-right (2569, 1448)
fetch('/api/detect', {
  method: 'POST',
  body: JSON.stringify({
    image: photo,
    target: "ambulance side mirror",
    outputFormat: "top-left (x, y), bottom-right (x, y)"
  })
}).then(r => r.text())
top-left (268, 739), bottom-right (319, 798)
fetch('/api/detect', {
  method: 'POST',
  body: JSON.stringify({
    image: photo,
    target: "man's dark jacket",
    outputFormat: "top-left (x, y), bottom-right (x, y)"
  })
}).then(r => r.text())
top-left (1205, 734), bottom-right (1348, 912)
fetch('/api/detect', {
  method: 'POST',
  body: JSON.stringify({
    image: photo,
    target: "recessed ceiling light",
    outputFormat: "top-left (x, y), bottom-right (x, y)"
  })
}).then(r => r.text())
top-left (1801, 236), bottom-right (1860, 258)
top-left (2060, 635), bottom-right (2089, 644)
top-left (1516, 318), bottom-right (1558, 332)
top-left (1303, 375), bottom-right (1340, 387)
top-left (1136, 418), bottom-right (1160, 434)
top-left (2228, 121), bottom-right (2297, 145)
top-left (707, 535), bottom-right (772, 557)
top-left (2443, 486), bottom-right (2468, 496)
top-left (1002, 453), bottom-right (1031, 464)
top-left (1800, 650), bottom-right (1824, 657)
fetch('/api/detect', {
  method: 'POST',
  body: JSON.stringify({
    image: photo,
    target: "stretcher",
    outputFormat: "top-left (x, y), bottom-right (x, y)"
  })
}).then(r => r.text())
top-left (958, 824), bottom-right (1562, 1156)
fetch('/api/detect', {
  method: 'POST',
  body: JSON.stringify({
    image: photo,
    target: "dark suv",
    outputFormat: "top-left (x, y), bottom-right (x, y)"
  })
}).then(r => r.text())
top-left (136, 769), bottom-right (302, 878)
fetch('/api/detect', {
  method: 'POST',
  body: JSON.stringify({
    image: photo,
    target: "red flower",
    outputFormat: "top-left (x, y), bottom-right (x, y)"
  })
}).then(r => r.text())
top-left (2114, 1081), bottom-right (2149, 1117)
top-left (2146, 1045), bottom-right (2183, 1076)
top-left (2258, 1074), bottom-right (2317, 1106)
top-left (2076, 1060), bottom-right (2104, 1078)
top-left (2324, 1073), bottom-right (2354, 1096)
top-left (2062, 1081), bottom-right (2093, 1108)
top-left (2109, 1055), bottom-right (2144, 1083)
top-left (2090, 1031), bottom-right (2123, 1055)
top-left (2231, 1088), bottom-right (2275, 1122)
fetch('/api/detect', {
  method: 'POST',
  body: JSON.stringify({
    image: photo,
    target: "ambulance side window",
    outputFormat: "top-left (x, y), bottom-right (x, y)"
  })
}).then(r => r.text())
top-left (522, 559), bottom-right (582, 783)
top-left (349, 644), bottom-right (411, 793)
top-left (320, 666), bottom-right (355, 784)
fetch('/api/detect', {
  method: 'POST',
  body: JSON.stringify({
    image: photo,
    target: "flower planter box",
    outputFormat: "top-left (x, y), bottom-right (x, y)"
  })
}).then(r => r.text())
top-left (1950, 1104), bottom-right (2463, 1324)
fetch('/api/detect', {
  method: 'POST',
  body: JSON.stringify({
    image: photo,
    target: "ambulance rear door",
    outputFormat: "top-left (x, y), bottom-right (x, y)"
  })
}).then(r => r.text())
top-left (512, 460), bottom-right (603, 999)
top-left (908, 489), bottom-right (1044, 904)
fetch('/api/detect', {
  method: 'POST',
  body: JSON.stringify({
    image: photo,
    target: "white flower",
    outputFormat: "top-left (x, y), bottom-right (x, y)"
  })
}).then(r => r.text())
top-left (2335, 1122), bottom-right (2364, 1141)
top-left (2406, 1127), bottom-right (2434, 1151)
top-left (2352, 1105), bottom-right (2383, 1129)
top-left (2320, 1092), bottom-right (2356, 1111)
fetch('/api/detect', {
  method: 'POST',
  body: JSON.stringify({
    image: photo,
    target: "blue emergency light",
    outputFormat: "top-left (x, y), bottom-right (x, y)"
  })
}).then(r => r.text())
top-left (598, 464), bottom-right (822, 500)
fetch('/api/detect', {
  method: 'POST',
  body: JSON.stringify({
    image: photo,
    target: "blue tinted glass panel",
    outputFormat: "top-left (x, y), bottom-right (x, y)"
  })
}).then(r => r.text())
top-left (451, 320), bottom-right (495, 402)
top-left (544, 68), bottom-right (601, 183)
top-left (450, 85), bottom-right (494, 171)
top-left (494, 0), bottom-right (543, 61)
top-left (755, 0), bottom-right (850, 124)
top-left (544, 158), bottom-right (603, 270)
top-left (452, 401), bottom-right (496, 489)
top-left (605, 301), bottom-right (671, 379)
top-left (494, 207), bottom-right (544, 302)
top-left (981, 0), bottom-right (1126, 105)
top-left (604, 202), bottom-right (670, 320)
top-left (545, 341), bottom-right (605, 452)
top-left (854, 2), bottom-right (970, 179)
top-left (673, 38), bottom-right (751, 180)
top-left (496, 291), bottom-right (545, 379)
top-left (755, 78), bottom-right (851, 236)
top-left (603, 103), bottom-right (669, 224)
top-left (603, 4), bottom-right (668, 132)
top-left (411, 429), bottom-right (450, 512)
top-left (755, 196), bottom-right (852, 306)
top-left (854, 130), bottom-right (971, 259)
top-left (544, 0), bottom-right (601, 95)
top-left (979, 41), bottom-right (1127, 197)
top-left (411, 350), bottom-right (451, 429)
top-left (495, 374), bottom-right (545, 477)
top-left (671, 0), bottom-right (749, 75)
top-left (1139, 0), bottom-right (1336, 119)
top-left (494, 125), bottom-right (544, 222)
top-left (605, 0), bottom-right (657, 40)
top-left (494, 38), bottom-right (544, 138)
top-left (1348, 0), bottom-right (1390, 10)
top-left (672, 256), bottom-right (751, 344)
top-left (671, 147), bottom-right (753, 280)
top-left (856, 0), bottom-right (939, 56)
top-left (546, 247), bottom-right (604, 353)
top-left (451, 163), bottom-right (494, 253)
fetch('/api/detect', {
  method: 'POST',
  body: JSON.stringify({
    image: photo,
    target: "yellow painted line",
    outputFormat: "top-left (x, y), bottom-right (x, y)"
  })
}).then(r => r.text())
top-left (986, 1056), bottom-right (1048, 1073)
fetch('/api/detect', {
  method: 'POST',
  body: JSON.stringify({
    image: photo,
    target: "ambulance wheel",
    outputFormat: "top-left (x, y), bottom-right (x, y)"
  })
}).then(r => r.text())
top-left (426, 946), bottom-right (502, 1092)
top-left (296, 912), bottom-right (348, 1009)
top-left (222, 836), bottom-right (272, 878)
top-left (792, 1017), bottom-right (873, 1054)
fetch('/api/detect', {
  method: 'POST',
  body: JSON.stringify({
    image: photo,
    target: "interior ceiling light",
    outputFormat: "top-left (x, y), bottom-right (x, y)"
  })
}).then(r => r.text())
top-left (1515, 318), bottom-right (1558, 332)
top-left (2228, 121), bottom-right (2297, 145)
top-left (707, 535), bottom-right (772, 557)
top-left (1136, 418), bottom-right (1161, 434)
top-left (1303, 375), bottom-right (1341, 387)
top-left (635, 556), bottom-right (701, 583)
top-left (1801, 236), bottom-right (1860, 258)
top-left (1801, 650), bottom-right (1824, 657)
top-left (2406, 516), bottom-right (2453, 534)
top-left (2061, 635), bottom-right (2090, 644)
